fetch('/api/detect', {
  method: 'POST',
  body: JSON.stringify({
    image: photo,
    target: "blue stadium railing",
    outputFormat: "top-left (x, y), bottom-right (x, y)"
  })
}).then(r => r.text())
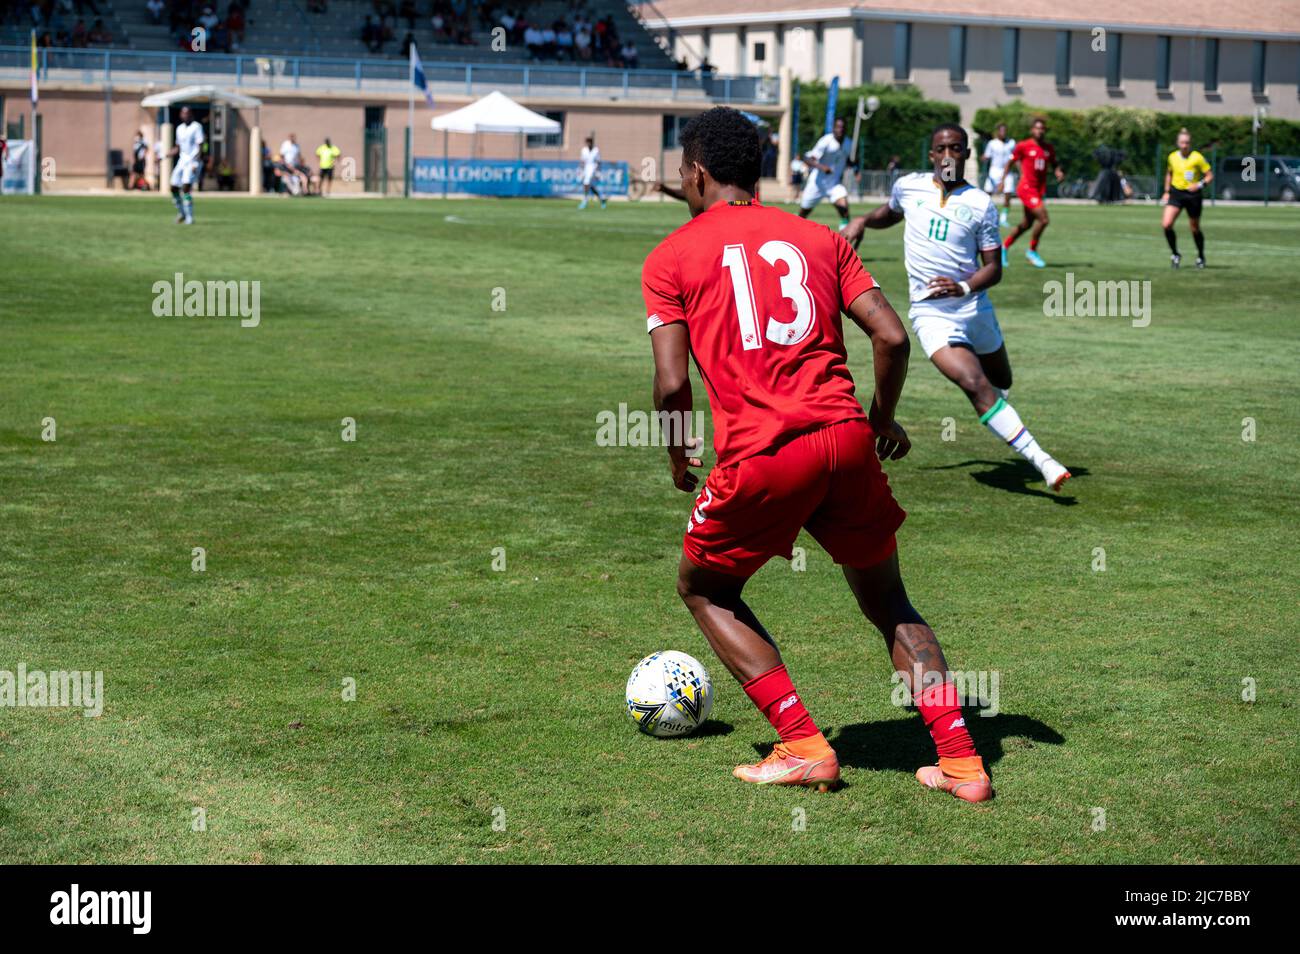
top-left (0, 46), bottom-right (776, 104)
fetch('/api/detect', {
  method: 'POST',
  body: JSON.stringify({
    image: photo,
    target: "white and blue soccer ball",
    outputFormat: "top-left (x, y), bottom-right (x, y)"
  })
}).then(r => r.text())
top-left (626, 650), bottom-right (714, 737)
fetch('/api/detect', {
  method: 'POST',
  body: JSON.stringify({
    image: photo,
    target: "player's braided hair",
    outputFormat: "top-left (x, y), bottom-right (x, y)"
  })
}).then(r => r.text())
top-left (680, 107), bottom-right (763, 192)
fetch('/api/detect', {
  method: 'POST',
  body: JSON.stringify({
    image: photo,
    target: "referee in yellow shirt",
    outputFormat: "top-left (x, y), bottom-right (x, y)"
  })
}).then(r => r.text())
top-left (1161, 128), bottom-right (1212, 269)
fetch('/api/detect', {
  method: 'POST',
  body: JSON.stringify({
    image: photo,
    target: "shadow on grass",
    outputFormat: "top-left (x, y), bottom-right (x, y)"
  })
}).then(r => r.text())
top-left (927, 458), bottom-right (1088, 504)
top-left (691, 720), bottom-right (735, 738)
top-left (823, 712), bottom-right (1065, 774)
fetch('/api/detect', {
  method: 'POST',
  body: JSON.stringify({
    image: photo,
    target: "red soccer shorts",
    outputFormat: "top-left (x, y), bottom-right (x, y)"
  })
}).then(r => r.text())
top-left (683, 418), bottom-right (906, 577)
top-left (1017, 185), bottom-right (1044, 209)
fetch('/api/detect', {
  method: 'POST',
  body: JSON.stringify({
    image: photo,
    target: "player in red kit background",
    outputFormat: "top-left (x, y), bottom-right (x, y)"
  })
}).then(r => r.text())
top-left (999, 117), bottom-right (1065, 269)
top-left (641, 107), bottom-right (992, 801)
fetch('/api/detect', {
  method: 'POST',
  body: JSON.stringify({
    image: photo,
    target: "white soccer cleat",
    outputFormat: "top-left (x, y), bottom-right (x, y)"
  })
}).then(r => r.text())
top-left (1042, 458), bottom-right (1072, 492)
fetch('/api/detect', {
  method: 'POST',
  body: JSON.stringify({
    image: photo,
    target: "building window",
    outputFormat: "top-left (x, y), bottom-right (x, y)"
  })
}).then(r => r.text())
top-left (662, 115), bottom-right (688, 150)
top-left (1156, 36), bottom-right (1171, 91)
top-left (1252, 41), bottom-right (1267, 94)
top-left (1106, 33), bottom-right (1123, 88)
top-left (527, 111), bottom-right (563, 148)
top-left (893, 23), bottom-right (911, 80)
top-left (753, 41), bottom-right (766, 67)
top-left (1003, 28), bottom-right (1019, 85)
top-left (949, 25), bottom-right (966, 83)
top-left (1055, 30), bottom-right (1071, 86)
top-left (1204, 38), bottom-right (1219, 93)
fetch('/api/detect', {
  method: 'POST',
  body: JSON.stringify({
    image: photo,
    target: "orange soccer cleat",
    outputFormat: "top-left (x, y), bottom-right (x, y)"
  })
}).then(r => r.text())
top-left (916, 756), bottom-right (993, 803)
top-left (733, 740), bottom-right (841, 791)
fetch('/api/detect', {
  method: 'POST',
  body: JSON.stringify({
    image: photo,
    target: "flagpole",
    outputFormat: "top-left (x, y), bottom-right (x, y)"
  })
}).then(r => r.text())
top-left (406, 44), bottom-right (415, 198)
top-left (31, 29), bottom-right (39, 195)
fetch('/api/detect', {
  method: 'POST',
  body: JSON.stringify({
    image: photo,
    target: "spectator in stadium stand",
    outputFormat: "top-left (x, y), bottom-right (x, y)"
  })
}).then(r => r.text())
top-left (361, 15), bottom-right (383, 53)
top-left (228, 3), bottom-right (246, 42)
top-left (574, 26), bottom-right (591, 61)
top-left (199, 6), bottom-right (218, 32)
top-left (398, 0), bottom-right (416, 29)
top-left (524, 24), bottom-right (543, 60)
top-left (146, 0), bottom-right (164, 24)
top-left (621, 40), bottom-right (638, 68)
top-left (556, 24), bottom-right (574, 60)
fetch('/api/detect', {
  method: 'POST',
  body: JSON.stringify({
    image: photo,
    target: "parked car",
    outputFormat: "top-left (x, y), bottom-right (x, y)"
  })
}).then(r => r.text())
top-left (1216, 155), bottom-right (1300, 201)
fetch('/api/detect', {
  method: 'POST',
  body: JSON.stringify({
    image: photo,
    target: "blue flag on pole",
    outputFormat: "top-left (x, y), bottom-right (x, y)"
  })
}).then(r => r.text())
top-left (824, 77), bottom-right (839, 135)
top-left (410, 44), bottom-right (435, 108)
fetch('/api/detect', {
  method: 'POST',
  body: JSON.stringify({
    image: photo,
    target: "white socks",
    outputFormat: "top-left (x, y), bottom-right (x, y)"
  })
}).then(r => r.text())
top-left (980, 397), bottom-right (1053, 474)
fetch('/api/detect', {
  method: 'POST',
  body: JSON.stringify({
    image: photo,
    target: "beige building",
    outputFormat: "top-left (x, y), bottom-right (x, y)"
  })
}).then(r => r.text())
top-left (639, 0), bottom-right (1300, 124)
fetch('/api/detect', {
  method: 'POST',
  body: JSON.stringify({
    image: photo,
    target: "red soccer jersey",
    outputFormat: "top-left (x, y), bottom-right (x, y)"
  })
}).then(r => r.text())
top-left (1012, 139), bottom-right (1056, 193)
top-left (641, 200), bottom-right (878, 467)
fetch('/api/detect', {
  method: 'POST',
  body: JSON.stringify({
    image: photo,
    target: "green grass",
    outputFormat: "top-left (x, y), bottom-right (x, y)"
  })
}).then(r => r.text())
top-left (1, 194), bottom-right (1296, 864)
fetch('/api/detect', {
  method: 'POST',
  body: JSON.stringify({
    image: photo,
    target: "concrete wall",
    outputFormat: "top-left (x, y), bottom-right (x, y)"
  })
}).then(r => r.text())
top-left (0, 82), bottom-right (781, 194)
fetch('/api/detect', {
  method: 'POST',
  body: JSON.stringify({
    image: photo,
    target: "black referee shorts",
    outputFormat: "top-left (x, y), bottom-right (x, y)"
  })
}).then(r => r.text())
top-left (1167, 188), bottom-right (1204, 218)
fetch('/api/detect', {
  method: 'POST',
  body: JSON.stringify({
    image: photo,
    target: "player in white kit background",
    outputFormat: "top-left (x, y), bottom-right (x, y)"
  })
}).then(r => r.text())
top-left (169, 106), bottom-right (205, 226)
top-left (578, 135), bottom-right (605, 210)
top-left (844, 124), bottom-right (1071, 493)
top-left (797, 116), bottom-right (853, 230)
top-left (982, 123), bottom-right (1016, 227)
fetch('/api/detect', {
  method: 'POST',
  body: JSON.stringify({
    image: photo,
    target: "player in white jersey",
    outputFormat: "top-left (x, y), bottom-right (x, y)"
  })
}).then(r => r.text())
top-left (169, 106), bottom-right (205, 225)
top-left (797, 116), bottom-right (853, 230)
top-left (845, 124), bottom-right (1071, 493)
top-left (982, 123), bottom-right (1016, 226)
top-left (578, 135), bottom-right (605, 210)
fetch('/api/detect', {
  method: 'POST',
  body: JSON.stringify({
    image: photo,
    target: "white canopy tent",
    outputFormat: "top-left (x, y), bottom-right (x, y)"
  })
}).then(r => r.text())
top-left (429, 91), bottom-right (562, 196)
top-left (140, 86), bottom-right (265, 193)
top-left (431, 90), bottom-right (560, 136)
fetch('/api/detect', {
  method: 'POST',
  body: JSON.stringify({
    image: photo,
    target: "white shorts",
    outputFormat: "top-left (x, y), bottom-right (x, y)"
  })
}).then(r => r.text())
top-left (799, 179), bottom-right (848, 210)
top-left (984, 171), bottom-right (1015, 194)
top-left (909, 298), bottom-right (1003, 359)
top-left (581, 167), bottom-right (597, 186)
top-left (171, 158), bottom-right (200, 188)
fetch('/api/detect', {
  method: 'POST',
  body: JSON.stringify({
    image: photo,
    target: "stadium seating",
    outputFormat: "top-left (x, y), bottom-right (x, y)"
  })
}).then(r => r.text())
top-left (5, 1), bottom-right (677, 68)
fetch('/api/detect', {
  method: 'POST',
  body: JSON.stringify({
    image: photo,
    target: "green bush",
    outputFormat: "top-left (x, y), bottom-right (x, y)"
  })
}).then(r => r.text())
top-left (796, 82), bottom-right (959, 170)
top-left (972, 103), bottom-right (1300, 179)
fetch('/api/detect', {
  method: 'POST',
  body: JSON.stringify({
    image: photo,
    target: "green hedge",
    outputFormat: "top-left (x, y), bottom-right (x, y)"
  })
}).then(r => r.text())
top-left (972, 103), bottom-right (1300, 179)
top-left (796, 82), bottom-right (959, 170)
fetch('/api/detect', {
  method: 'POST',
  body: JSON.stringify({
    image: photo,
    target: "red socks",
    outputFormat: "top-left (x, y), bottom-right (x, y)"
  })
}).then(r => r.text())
top-left (916, 680), bottom-right (977, 760)
top-left (1003, 233), bottom-right (1016, 249)
top-left (1030, 237), bottom-right (1040, 251)
top-left (743, 664), bottom-right (819, 742)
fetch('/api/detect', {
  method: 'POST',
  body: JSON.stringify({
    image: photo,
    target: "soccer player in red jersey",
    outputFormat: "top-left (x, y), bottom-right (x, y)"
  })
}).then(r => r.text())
top-left (640, 108), bottom-right (992, 801)
top-left (999, 117), bottom-right (1065, 268)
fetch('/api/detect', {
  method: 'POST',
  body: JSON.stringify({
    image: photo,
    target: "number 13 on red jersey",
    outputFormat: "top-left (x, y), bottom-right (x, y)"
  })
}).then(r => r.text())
top-left (721, 241), bottom-right (817, 350)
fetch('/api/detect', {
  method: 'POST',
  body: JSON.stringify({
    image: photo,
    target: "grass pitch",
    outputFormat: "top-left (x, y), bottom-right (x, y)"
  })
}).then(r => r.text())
top-left (0, 194), bottom-right (1296, 864)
